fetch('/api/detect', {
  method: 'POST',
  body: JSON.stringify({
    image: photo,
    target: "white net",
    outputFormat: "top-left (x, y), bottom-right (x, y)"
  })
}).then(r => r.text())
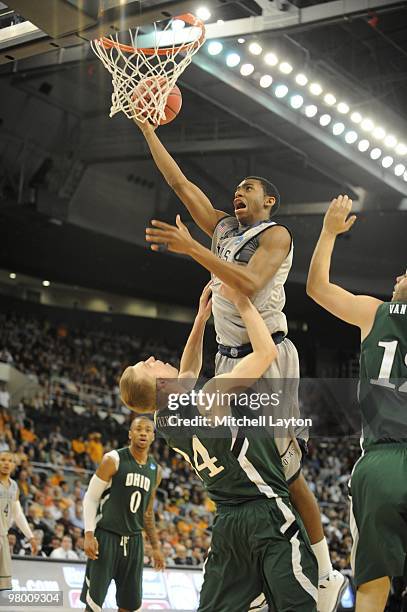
top-left (91, 13), bottom-right (205, 124)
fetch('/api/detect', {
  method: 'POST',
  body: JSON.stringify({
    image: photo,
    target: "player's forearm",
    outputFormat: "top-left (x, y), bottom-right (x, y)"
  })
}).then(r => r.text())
top-left (144, 509), bottom-right (160, 549)
top-left (83, 475), bottom-right (108, 534)
top-left (306, 228), bottom-right (336, 298)
top-left (188, 242), bottom-right (257, 296)
top-left (13, 501), bottom-right (34, 540)
top-left (237, 300), bottom-right (276, 359)
top-left (141, 127), bottom-right (186, 188)
top-left (179, 316), bottom-right (206, 378)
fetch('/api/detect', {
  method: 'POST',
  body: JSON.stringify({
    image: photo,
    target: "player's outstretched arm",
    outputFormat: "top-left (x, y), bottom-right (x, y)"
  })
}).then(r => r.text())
top-left (146, 217), bottom-right (291, 297)
top-left (83, 454), bottom-right (117, 560)
top-left (307, 195), bottom-right (382, 339)
top-left (220, 285), bottom-right (277, 381)
top-left (134, 119), bottom-right (226, 237)
top-left (178, 282), bottom-right (212, 380)
top-left (197, 286), bottom-right (277, 421)
top-left (144, 467), bottom-right (165, 571)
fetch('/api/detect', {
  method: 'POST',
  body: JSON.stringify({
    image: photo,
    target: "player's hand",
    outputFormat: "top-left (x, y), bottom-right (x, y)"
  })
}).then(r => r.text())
top-left (84, 533), bottom-right (99, 560)
top-left (323, 195), bottom-right (356, 236)
top-left (133, 115), bottom-right (158, 135)
top-left (197, 282), bottom-right (212, 322)
top-left (146, 215), bottom-right (196, 255)
top-left (220, 284), bottom-right (250, 307)
top-left (151, 547), bottom-right (165, 571)
top-left (29, 537), bottom-right (38, 556)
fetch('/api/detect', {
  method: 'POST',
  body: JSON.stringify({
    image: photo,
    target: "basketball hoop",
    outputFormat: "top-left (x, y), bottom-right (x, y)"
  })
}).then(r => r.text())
top-left (91, 13), bottom-right (205, 124)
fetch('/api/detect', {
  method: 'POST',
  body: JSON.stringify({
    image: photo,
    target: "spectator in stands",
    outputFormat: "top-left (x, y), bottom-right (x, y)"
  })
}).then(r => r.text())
top-left (43, 535), bottom-right (61, 557)
top-left (74, 535), bottom-right (86, 561)
top-left (8, 532), bottom-right (20, 555)
top-left (57, 508), bottom-right (74, 533)
top-left (86, 432), bottom-right (103, 467)
top-left (50, 535), bottom-right (78, 560)
top-left (70, 501), bottom-right (84, 530)
top-left (174, 544), bottom-right (193, 566)
top-left (0, 433), bottom-right (9, 452)
top-left (0, 383), bottom-right (10, 409)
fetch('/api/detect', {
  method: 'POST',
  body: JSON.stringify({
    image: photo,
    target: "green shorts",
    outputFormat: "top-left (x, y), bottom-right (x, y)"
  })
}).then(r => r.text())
top-left (350, 443), bottom-right (407, 587)
top-left (198, 497), bottom-right (318, 612)
top-left (80, 528), bottom-right (143, 611)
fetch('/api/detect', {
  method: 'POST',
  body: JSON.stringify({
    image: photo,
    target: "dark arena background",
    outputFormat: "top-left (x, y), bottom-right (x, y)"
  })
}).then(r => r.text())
top-left (0, 1), bottom-right (406, 611)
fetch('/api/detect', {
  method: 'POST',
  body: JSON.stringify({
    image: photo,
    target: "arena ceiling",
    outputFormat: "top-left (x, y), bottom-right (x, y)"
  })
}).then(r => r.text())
top-left (0, 0), bottom-right (406, 304)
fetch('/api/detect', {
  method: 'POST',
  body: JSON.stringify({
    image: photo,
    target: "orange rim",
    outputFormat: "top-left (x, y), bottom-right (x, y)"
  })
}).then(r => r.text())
top-left (97, 13), bottom-right (205, 56)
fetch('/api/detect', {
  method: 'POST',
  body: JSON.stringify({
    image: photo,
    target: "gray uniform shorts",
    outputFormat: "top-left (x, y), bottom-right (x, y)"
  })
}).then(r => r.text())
top-left (215, 338), bottom-right (307, 484)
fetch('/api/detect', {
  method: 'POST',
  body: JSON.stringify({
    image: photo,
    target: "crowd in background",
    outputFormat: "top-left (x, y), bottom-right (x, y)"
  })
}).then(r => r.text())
top-left (0, 310), bottom-right (360, 570)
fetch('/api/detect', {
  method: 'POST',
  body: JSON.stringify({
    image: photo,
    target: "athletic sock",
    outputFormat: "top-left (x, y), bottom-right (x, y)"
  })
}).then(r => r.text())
top-left (311, 538), bottom-right (333, 582)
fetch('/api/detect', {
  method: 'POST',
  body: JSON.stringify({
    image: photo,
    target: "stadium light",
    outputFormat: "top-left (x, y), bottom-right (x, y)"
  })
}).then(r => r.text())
top-left (279, 62), bottom-right (293, 74)
top-left (333, 122), bottom-right (345, 136)
top-left (384, 134), bottom-right (397, 148)
top-left (9, 272), bottom-right (16, 279)
top-left (295, 73), bottom-right (308, 86)
top-left (171, 19), bottom-right (185, 30)
top-left (264, 52), bottom-right (278, 66)
top-left (196, 7), bottom-right (211, 21)
top-left (370, 147), bottom-right (382, 160)
top-left (249, 42), bottom-right (262, 55)
top-left (221, 44), bottom-right (407, 174)
top-left (309, 83), bottom-right (323, 96)
top-left (275, 84), bottom-right (288, 98)
top-left (351, 112), bottom-right (362, 124)
top-left (319, 114), bottom-right (332, 126)
top-left (337, 102), bottom-right (350, 114)
top-left (226, 53), bottom-right (240, 67)
top-left (345, 130), bottom-right (358, 144)
top-left (358, 139), bottom-right (370, 152)
top-left (207, 41), bottom-right (223, 55)
top-left (361, 118), bottom-right (374, 132)
top-left (260, 75), bottom-right (273, 88)
top-left (324, 93), bottom-right (336, 106)
top-left (373, 126), bottom-right (386, 140)
top-left (305, 104), bottom-right (318, 117)
top-left (290, 94), bottom-right (304, 109)
top-left (382, 156), bottom-right (394, 168)
top-left (42, 280), bottom-right (50, 287)
top-left (240, 63), bottom-right (255, 76)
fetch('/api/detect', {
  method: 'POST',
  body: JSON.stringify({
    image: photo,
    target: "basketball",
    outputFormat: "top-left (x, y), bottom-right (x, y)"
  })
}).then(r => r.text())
top-left (160, 85), bottom-right (182, 125)
top-left (131, 77), bottom-right (182, 125)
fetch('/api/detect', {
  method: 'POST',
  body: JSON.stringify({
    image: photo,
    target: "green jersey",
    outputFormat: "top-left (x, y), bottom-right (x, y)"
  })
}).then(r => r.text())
top-left (359, 301), bottom-right (407, 450)
top-left (155, 402), bottom-right (289, 506)
top-left (96, 447), bottom-right (158, 536)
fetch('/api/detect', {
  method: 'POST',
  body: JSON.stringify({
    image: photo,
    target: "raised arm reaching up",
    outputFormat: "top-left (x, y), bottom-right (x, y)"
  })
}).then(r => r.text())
top-left (134, 119), bottom-right (226, 236)
top-left (306, 194), bottom-right (381, 340)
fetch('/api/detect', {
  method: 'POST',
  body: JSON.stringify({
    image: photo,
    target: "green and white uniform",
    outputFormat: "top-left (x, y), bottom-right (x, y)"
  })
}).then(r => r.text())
top-left (155, 403), bottom-right (318, 612)
top-left (80, 447), bottom-right (158, 611)
top-left (350, 301), bottom-right (407, 586)
top-left (211, 216), bottom-right (305, 483)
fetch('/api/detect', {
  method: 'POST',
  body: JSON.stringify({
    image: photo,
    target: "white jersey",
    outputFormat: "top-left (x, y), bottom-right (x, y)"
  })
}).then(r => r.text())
top-left (211, 216), bottom-right (293, 346)
top-left (0, 478), bottom-right (18, 536)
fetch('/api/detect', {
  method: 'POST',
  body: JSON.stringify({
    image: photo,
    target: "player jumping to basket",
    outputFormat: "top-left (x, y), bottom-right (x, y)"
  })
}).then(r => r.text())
top-left (120, 282), bottom-right (318, 612)
top-left (307, 194), bottom-right (407, 612)
top-left (133, 116), bottom-right (346, 612)
top-left (81, 417), bottom-right (164, 612)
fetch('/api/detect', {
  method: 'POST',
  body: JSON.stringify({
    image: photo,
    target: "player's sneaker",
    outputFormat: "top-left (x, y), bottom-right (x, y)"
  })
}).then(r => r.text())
top-left (318, 570), bottom-right (349, 612)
